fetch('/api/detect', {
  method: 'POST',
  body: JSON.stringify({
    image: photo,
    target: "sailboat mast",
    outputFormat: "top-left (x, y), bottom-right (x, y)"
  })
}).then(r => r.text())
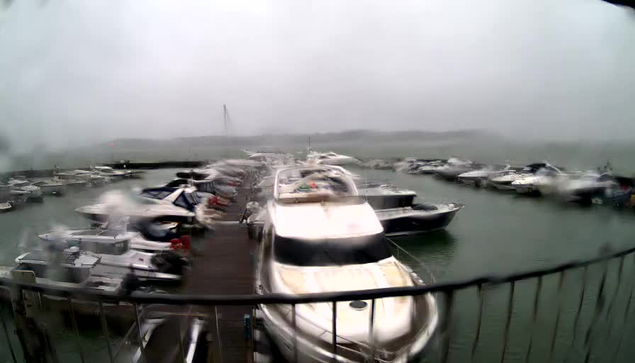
top-left (223, 104), bottom-right (230, 137)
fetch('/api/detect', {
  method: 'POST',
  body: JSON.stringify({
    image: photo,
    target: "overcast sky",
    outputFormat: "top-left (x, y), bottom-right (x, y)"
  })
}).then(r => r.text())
top-left (0, 0), bottom-right (634, 151)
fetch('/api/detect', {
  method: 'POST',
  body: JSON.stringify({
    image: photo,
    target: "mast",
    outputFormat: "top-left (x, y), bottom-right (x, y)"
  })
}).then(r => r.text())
top-left (223, 104), bottom-right (231, 137)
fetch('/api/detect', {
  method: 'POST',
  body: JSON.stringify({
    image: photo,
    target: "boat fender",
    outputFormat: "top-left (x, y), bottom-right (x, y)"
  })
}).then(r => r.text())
top-left (180, 235), bottom-right (191, 250)
top-left (170, 238), bottom-right (183, 250)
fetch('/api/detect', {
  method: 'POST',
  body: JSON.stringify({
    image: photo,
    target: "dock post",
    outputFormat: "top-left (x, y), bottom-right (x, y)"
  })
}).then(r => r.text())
top-left (207, 306), bottom-right (223, 363)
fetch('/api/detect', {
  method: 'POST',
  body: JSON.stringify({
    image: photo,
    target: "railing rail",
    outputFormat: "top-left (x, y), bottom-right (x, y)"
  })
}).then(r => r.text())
top-left (1, 243), bottom-right (634, 363)
top-left (0, 244), bottom-right (631, 305)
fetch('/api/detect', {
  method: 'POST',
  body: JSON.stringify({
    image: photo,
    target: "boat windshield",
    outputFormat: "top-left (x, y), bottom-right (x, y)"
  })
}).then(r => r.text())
top-left (140, 189), bottom-right (175, 200)
top-left (277, 168), bottom-right (357, 201)
top-left (273, 233), bottom-right (391, 266)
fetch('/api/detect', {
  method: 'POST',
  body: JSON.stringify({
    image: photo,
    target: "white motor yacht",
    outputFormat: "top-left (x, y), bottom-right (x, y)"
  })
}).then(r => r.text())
top-left (541, 172), bottom-right (618, 203)
top-left (307, 150), bottom-right (360, 166)
top-left (75, 188), bottom-right (196, 224)
top-left (511, 164), bottom-right (564, 195)
top-left (457, 165), bottom-right (511, 187)
top-left (32, 179), bottom-right (68, 196)
top-left (57, 170), bottom-right (107, 187)
top-left (7, 178), bottom-right (44, 202)
top-left (488, 163), bottom-right (548, 191)
top-left (0, 249), bottom-right (123, 293)
top-left (434, 158), bottom-right (477, 181)
top-left (37, 230), bottom-right (186, 284)
top-left (414, 161), bottom-right (445, 175)
top-left (256, 165), bottom-right (439, 363)
top-left (93, 166), bottom-right (127, 181)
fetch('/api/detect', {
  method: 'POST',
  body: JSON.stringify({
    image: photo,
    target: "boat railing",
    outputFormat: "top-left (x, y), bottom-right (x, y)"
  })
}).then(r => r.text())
top-left (388, 237), bottom-right (437, 284)
top-left (1, 242), bottom-right (635, 363)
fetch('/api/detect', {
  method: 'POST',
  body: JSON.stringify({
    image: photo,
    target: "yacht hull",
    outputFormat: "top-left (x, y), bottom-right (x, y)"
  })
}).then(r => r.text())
top-left (376, 204), bottom-right (462, 236)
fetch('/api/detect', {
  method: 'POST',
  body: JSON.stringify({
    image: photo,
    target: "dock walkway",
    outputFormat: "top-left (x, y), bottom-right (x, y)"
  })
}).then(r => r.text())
top-left (181, 185), bottom-right (257, 363)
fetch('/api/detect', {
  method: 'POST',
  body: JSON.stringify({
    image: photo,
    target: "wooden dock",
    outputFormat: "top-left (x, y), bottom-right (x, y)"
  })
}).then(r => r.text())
top-left (179, 186), bottom-right (257, 363)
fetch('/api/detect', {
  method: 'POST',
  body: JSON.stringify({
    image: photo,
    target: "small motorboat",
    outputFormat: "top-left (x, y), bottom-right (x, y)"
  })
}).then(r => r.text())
top-left (175, 168), bottom-right (243, 186)
top-left (32, 179), bottom-right (68, 196)
top-left (0, 249), bottom-right (123, 293)
top-left (75, 189), bottom-right (196, 225)
top-left (375, 203), bottom-right (463, 236)
top-left (434, 158), bottom-right (477, 181)
top-left (306, 150), bottom-right (360, 165)
top-left (7, 178), bottom-right (44, 202)
top-left (457, 165), bottom-right (511, 187)
top-left (53, 171), bottom-right (94, 188)
top-left (165, 178), bottom-right (238, 200)
top-left (38, 226), bottom-right (174, 253)
top-left (511, 164), bottom-right (565, 195)
top-left (37, 230), bottom-right (188, 284)
top-left (414, 160), bottom-right (446, 175)
top-left (543, 172), bottom-right (618, 203)
top-left (0, 202), bottom-right (13, 213)
top-left (360, 159), bottom-right (394, 170)
top-left (92, 166), bottom-right (127, 181)
top-left (488, 163), bottom-right (549, 191)
top-left (358, 182), bottom-right (463, 235)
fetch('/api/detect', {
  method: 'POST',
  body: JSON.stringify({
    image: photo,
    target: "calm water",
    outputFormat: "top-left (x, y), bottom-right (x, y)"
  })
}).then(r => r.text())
top-left (2, 156), bottom-right (635, 362)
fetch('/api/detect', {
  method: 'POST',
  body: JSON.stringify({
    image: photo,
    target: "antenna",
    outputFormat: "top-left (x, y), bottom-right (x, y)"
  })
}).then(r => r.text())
top-left (223, 104), bottom-right (232, 137)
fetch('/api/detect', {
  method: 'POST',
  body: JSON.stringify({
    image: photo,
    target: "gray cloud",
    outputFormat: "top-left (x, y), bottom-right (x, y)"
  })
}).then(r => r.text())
top-left (0, 0), bottom-right (634, 151)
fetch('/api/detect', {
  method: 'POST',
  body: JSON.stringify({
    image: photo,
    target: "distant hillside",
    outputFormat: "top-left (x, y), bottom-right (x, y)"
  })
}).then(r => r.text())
top-left (93, 129), bottom-right (496, 151)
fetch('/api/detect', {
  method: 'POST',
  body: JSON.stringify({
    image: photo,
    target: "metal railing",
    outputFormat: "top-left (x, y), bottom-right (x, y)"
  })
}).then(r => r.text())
top-left (2, 243), bottom-right (635, 363)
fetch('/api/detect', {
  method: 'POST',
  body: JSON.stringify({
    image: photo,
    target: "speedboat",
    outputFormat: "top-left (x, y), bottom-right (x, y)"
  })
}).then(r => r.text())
top-left (360, 159), bottom-right (394, 170)
top-left (488, 163), bottom-right (548, 191)
top-left (7, 178), bottom-right (44, 202)
top-left (165, 178), bottom-right (238, 200)
top-left (544, 172), bottom-right (618, 203)
top-left (37, 230), bottom-right (188, 284)
top-left (38, 227), bottom-right (174, 253)
top-left (256, 165), bottom-right (439, 362)
top-left (374, 204), bottom-right (463, 236)
top-left (32, 179), bottom-right (68, 196)
top-left (176, 168), bottom-right (243, 186)
top-left (0, 185), bottom-right (16, 211)
top-left (0, 201), bottom-right (13, 213)
top-left (511, 164), bottom-right (564, 195)
top-left (92, 166), bottom-right (127, 181)
top-left (457, 165), bottom-right (511, 187)
top-left (393, 158), bottom-right (420, 173)
top-left (434, 158), bottom-right (477, 181)
top-left (414, 160), bottom-right (445, 175)
top-left (357, 181), bottom-right (416, 209)
top-left (56, 170), bottom-right (105, 187)
top-left (358, 182), bottom-right (463, 235)
top-left (0, 249), bottom-right (123, 293)
top-left (75, 188), bottom-right (196, 225)
top-left (307, 150), bottom-right (360, 166)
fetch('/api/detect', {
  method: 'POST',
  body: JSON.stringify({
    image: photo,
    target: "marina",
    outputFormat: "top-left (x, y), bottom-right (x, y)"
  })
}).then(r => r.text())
top-left (2, 151), bottom-right (635, 362)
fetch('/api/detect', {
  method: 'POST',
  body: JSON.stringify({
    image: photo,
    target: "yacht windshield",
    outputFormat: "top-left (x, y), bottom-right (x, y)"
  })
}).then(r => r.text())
top-left (277, 168), bottom-right (357, 201)
top-left (273, 233), bottom-right (391, 266)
